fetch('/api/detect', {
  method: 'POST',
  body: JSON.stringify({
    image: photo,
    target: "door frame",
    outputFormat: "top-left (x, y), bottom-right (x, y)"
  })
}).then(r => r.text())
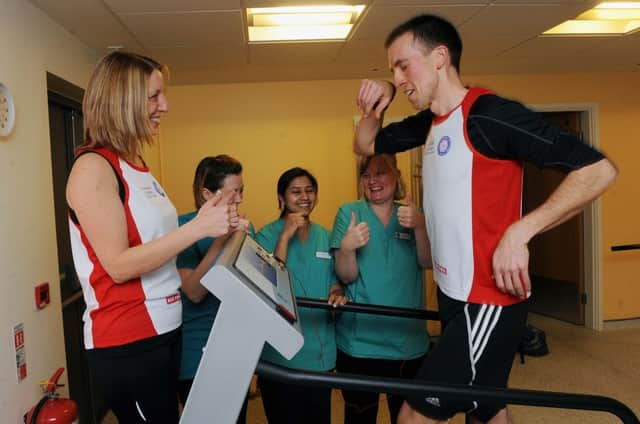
top-left (530, 102), bottom-right (602, 330)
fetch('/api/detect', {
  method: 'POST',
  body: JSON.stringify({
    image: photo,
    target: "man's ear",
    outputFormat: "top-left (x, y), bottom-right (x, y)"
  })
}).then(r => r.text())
top-left (434, 45), bottom-right (448, 70)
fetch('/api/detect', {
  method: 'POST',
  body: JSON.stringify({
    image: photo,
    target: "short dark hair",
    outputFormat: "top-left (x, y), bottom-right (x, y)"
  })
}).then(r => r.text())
top-left (277, 167), bottom-right (318, 218)
top-left (193, 155), bottom-right (242, 208)
top-left (385, 14), bottom-right (462, 73)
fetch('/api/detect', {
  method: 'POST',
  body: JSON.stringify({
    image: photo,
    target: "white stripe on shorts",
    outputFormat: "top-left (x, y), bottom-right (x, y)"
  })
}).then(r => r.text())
top-left (465, 304), bottom-right (503, 382)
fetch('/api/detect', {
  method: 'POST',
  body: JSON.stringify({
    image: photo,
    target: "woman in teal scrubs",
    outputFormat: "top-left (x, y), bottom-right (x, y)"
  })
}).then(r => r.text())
top-left (256, 167), bottom-right (347, 424)
top-left (331, 153), bottom-right (431, 424)
top-left (176, 155), bottom-right (252, 422)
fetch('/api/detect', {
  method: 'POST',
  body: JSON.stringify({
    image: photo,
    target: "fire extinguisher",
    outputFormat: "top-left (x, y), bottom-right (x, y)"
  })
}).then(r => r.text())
top-left (25, 368), bottom-right (79, 424)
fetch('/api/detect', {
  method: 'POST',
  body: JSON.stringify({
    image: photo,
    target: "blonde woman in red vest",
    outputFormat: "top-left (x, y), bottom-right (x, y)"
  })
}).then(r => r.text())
top-left (66, 51), bottom-right (237, 423)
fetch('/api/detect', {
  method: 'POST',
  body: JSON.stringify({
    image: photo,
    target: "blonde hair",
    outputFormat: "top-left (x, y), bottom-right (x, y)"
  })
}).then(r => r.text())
top-left (358, 154), bottom-right (406, 200)
top-left (82, 51), bottom-right (167, 159)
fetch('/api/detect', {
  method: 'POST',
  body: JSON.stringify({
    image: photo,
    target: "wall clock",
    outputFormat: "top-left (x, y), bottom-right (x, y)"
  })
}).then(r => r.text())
top-left (0, 82), bottom-right (16, 137)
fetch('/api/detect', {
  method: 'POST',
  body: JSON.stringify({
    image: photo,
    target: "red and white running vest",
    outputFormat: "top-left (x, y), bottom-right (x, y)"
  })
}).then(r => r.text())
top-left (423, 88), bottom-right (524, 306)
top-left (69, 148), bottom-right (181, 349)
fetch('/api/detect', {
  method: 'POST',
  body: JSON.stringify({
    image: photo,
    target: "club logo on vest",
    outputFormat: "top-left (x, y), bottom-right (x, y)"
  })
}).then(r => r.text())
top-left (437, 136), bottom-right (451, 156)
top-left (425, 138), bottom-right (436, 155)
top-left (166, 292), bottom-right (181, 304)
top-left (434, 260), bottom-right (448, 275)
top-left (152, 181), bottom-right (166, 197)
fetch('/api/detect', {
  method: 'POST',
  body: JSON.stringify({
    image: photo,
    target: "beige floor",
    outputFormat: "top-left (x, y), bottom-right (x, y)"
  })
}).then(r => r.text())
top-left (104, 314), bottom-right (640, 423)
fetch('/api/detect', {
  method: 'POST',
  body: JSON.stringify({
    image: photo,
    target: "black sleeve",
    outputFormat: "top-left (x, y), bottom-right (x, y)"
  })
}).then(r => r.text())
top-left (467, 95), bottom-right (605, 172)
top-left (374, 109), bottom-right (434, 154)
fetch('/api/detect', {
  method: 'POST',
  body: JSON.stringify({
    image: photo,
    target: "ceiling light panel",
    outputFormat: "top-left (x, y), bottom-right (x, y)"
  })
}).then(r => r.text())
top-left (247, 5), bottom-right (365, 43)
top-left (543, 1), bottom-right (640, 35)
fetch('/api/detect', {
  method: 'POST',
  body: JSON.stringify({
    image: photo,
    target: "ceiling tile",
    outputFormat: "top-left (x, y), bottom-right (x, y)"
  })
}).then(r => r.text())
top-left (500, 36), bottom-right (608, 58)
top-left (335, 40), bottom-right (388, 69)
top-left (352, 4), bottom-right (486, 41)
top-left (31, 0), bottom-right (143, 50)
top-left (105, 0), bottom-right (241, 13)
top-left (373, 0), bottom-right (488, 4)
top-left (118, 10), bottom-right (244, 47)
top-left (170, 62), bottom-right (383, 85)
top-left (249, 43), bottom-right (343, 65)
top-left (460, 3), bottom-right (591, 37)
top-left (460, 34), bottom-right (529, 57)
top-left (581, 32), bottom-right (640, 66)
top-left (149, 45), bottom-right (247, 69)
top-left (491, 0), bottom-right (598, 4)
top-left (243, 0), bottom-right (370, 6)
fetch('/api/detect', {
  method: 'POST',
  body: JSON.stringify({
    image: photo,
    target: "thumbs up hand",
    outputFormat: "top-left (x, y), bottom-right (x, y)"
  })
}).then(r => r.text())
top-left (195, 190), bottom-right (236, 238)
top-left (235, 212), bottom-right (252, 234)
top-left (282, 212), bottom-right (306, 240)
top-left (398, 195), bottom-right (425, 230)
top-left (340, 212), bottom-right (370, 251)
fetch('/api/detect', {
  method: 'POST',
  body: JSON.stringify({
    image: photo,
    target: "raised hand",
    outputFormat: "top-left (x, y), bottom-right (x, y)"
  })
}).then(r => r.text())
top-left (356, 79), bottom-right (395, 119)
top-left (282, 212), bottom-right (306, 240)
top-left (235, 213), bottom-right (252, 234)
top-left (398, 195), bottom-right (425, 229)
top-left (340, 212), bottom-right (370, 251)
top-left (195, 190), bottom-right (236, 238)
top-left (228, 200), bottom-right (240, 229)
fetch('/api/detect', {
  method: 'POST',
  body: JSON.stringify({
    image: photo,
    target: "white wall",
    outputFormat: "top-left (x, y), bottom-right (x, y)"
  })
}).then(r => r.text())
top-left (0, 1), bottom-right (95, 422)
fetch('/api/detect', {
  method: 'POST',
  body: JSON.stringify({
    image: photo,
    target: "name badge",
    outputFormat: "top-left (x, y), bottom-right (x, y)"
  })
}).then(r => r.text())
top-left (316, 251), bottom-right (331, 259)
top-left (394, 232), bottom-right (411, 240)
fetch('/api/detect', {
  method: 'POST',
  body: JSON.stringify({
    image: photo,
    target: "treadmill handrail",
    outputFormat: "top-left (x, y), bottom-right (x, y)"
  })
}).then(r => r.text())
top-left (611, 244), bottom-right (640, 251)
top-left (296, 297), bottom-right (439, 321)
top-left (255, 362), bottom-right (639, 424)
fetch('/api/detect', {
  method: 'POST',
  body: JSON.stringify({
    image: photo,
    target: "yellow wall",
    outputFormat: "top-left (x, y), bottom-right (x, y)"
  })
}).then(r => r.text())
top-left (158, 80), bottom-right (416, 231)
top-left (158, 72), bottom-right (640, 322)
top-left (0, 0), bottom-right (95, 421)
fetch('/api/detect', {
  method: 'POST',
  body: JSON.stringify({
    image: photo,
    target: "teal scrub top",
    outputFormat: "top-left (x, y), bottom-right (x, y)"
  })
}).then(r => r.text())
top-left (255, 219), bottom-right (337, 372)
top-left (330, 200), bottom-right (429, 360)
top-left (177, 211), bottom-right (255, 380)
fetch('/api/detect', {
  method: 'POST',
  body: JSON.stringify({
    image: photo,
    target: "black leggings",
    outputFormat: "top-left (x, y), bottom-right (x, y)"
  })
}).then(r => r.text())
top-left (258, 374), bottom-right (332, 424)
top-left (177, 378), bottom-right (248, 423)
top-left (86, 330), bottom-right (181, 424)
top-left (336, 350), bottom-right (426, 424)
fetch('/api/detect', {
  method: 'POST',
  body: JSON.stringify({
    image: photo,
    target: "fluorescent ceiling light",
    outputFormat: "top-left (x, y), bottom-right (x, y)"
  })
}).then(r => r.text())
top-left (543, 1), bottom-right (640, 35)
top-left (595, 2), bottom-right (640, 8)
top-left (253, 12), bottom-right (353, 27)
top-left (544, 19), bottom-right (640, 35)
top-left (577, 9), bottom-right (640, 20)
top-left (247, 5), bottom-right (366, 43)
top-left (249, 25), bottom-right (353, 41)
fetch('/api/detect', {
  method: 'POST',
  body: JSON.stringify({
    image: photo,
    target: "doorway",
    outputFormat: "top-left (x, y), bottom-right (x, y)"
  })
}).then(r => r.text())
top-left (524, 111), bottom-right (585, 325)
top-left (47, 73), bottom-right (107, 423)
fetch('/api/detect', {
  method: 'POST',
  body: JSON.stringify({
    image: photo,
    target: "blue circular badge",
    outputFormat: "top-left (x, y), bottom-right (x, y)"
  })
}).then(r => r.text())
top-left (437, 136), bottom-right (451, 156)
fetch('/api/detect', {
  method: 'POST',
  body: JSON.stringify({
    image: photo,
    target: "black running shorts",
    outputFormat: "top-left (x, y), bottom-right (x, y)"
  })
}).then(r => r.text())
top-left (406, 290), bottom-right (528, 422)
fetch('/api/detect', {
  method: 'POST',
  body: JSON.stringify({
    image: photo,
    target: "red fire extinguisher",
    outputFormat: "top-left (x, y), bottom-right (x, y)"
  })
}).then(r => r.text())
top-left (25, 368), bottom-right (78, 424)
